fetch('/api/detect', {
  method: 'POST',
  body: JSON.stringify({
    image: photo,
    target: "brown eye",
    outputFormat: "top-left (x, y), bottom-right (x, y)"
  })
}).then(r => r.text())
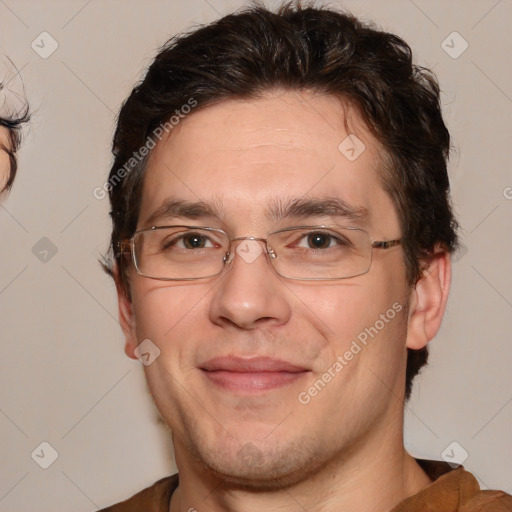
top-left (296, 231), bottom-right (350, 250)
top-left (162, 231), bottom-right (215, 251)
top-left (182, 233), bottom-right (208, 249)
top-left (307, 233), bottom-right (332, 249)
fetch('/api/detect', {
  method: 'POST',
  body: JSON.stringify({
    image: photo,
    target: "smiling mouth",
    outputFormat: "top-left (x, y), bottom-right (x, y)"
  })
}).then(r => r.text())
top-left (199, 356), bottom-right (310, 393)
top-left (201, 369), bottom-right (309, 392)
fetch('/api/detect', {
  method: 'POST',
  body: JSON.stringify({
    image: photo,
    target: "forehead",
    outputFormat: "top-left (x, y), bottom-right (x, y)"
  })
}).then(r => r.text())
top-left (139, 90), bottom-right (397, 234)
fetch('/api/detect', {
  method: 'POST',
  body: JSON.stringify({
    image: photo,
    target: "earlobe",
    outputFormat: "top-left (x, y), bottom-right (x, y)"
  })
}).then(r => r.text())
top-left (405, 249), bottom-right (452, 350)
top-left (114, 270), bottom-right (139, 360)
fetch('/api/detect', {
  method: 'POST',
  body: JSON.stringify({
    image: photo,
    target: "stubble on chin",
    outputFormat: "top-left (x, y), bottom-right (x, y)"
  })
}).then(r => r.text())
top-left (179, 430), bottom-right (335, 491)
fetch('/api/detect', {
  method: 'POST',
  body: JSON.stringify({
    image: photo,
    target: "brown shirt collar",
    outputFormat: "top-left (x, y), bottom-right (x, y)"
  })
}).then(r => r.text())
top-left (391, 459), bottom-right (512, 511)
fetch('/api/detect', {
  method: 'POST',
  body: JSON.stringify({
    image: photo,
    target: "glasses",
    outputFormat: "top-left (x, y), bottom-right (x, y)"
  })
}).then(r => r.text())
top-left (118, 225), bottom-right (402, 281)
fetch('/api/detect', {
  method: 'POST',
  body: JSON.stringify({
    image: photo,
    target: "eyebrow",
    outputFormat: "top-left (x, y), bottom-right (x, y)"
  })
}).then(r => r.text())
top-left (268, 196), bottom-right (368, 226)
top-left (142, 195), bottom-right (369, 228)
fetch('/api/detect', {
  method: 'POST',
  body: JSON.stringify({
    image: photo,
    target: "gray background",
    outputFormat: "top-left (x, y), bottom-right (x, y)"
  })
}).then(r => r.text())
top-left (1, 0), bottom-right (511, 510)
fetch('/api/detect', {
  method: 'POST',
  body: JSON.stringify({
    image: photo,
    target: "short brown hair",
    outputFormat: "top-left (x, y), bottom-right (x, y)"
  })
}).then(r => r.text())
top-left (103, 1), bottom-right (459, 400)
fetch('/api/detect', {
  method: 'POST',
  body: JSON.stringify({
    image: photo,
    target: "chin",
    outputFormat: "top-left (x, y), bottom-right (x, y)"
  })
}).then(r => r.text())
top-left (190, 436), bottom-right (328, 491)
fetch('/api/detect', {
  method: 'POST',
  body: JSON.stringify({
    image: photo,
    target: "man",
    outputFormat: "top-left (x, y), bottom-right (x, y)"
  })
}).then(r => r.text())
top-left (100, 2), bottom-right (512, 511)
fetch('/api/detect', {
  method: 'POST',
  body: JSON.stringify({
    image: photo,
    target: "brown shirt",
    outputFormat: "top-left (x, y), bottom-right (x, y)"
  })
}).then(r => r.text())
top-left (99, 459), bottom-right (512, 511)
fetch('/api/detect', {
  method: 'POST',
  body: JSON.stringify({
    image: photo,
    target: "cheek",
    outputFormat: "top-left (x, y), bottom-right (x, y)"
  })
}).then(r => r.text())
top-left (297, 282), bottom-right (390, 338)
top-left (298, 279), bottom-right (408, 365)
top-left (132, 284), bottom-right (190, 335)
top-left (305, 287), bottom-right (408, 410)
top-left (130, 282), bottom-right (214, 357)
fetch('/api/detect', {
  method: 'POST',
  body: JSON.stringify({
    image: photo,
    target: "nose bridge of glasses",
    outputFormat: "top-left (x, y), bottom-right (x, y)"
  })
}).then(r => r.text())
top-left (230, 235), bottom-right (267, 245)
top-left (224, 236), bottom-right (274, 266)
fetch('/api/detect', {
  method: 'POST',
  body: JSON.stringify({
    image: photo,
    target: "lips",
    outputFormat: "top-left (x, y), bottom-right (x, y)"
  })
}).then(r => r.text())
top-left (200, 356), bottom-right (307, 372)
top-left (200, 356), bottom-right (309, 392)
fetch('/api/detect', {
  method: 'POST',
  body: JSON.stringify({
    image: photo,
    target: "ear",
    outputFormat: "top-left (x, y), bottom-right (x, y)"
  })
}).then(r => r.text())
top-left (114, 267), bottom-right (139, 360)
top-left (406, 247), bottom-right (452, 350)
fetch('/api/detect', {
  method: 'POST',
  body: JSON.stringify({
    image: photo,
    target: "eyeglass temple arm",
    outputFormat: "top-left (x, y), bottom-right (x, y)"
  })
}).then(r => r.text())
top-left (116, 239), bottom-right (132, 256)
top-left (372, 239), bottom-right (402, 250)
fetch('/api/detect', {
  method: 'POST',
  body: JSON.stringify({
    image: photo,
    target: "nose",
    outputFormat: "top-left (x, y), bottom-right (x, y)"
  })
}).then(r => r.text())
top-left (208, 237), bottom-right (292, 330)
top-left (223, 236), bottom-right (276, 267)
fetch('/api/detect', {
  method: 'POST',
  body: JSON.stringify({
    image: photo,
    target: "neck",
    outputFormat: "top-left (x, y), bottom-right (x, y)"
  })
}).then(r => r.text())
top-left (169, 415), bottom-right (432, 512)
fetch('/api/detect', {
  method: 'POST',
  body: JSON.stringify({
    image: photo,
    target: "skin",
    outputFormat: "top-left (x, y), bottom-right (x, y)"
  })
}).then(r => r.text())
top-left (117, 89), bottom-right (451, 512)
top-left (0, 126), bottom-right (12, 192)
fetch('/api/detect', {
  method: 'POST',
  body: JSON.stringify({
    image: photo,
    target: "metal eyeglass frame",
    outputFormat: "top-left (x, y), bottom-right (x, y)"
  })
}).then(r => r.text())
top-left (118, 224), bottom-right (402, 281)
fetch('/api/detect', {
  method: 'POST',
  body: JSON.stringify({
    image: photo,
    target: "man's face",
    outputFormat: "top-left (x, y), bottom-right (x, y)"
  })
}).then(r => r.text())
top-left (120, 90), bottom-right (415, 487)
top-left (0, 126), bottom-right (12, 192)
